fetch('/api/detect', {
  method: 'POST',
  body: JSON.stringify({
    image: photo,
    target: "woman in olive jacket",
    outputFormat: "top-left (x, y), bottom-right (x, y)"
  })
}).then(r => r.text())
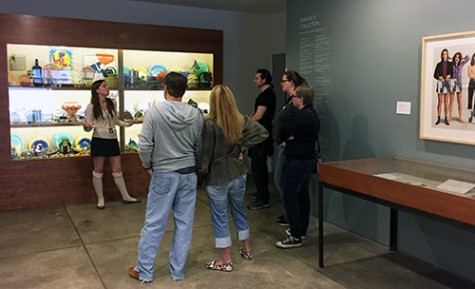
top-left (198, 84), bottom-right (268, 272)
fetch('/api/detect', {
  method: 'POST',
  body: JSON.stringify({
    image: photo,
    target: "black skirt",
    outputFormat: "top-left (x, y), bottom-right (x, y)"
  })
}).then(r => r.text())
top-left (91, 137), bottom-right (121, 157)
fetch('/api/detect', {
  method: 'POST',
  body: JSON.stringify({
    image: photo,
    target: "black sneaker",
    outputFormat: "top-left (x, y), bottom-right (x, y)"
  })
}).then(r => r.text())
top-left (276, 236), bottom-right (302, 249)
top-left (277, 215), bottom-right (289, 226)
top-left (285, 228), bottom-right (307, 239)
top-left (247, 200), bottom-right (270, 210)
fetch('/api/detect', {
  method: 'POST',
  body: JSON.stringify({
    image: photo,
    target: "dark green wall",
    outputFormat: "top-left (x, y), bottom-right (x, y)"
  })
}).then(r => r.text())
top-left (287, 0), bottom-right (475, 281)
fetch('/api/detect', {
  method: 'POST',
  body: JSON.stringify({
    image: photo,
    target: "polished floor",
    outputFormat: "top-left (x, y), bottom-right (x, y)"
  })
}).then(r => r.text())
top-left (1, 182), bottom-right (474, 289)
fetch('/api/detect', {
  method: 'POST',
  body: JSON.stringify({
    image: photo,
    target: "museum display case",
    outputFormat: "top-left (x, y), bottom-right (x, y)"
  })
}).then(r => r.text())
top-left (317, 157), bottom-right (475, 267)
top-left (0, 13), bottom-right (223, 211)
top-left (319, 157), bottom-right (475, 218)
top-left (8, 44), bottom-right (214, 160)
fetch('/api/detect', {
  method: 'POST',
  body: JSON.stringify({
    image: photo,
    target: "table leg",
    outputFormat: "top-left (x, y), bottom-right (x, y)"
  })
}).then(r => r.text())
top-left (389, 208), bottom-right (398, 251)
top-left (318, 181), bottom-right (324, 267)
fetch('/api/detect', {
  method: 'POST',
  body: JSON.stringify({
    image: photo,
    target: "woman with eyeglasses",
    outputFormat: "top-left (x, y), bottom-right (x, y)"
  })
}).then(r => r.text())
top-left (275, 84), bottom-right (320, 249)
top-left (273, 71), bottom-right (307, 228)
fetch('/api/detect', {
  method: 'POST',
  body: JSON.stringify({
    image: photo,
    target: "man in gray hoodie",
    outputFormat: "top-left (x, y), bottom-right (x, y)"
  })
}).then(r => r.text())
top-left (129, 72), bottom-right (203, 283)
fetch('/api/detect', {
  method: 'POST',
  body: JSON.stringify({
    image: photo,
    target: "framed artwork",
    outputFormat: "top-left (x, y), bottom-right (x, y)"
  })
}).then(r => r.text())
top-left (420, 30), bottom-right (475, 145)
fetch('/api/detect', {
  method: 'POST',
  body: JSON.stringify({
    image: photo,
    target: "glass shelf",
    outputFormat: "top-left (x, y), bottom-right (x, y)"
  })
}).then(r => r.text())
top-left (9, 85), bottom-right (90, 90)
top-left (11, 121), bottom-right (84, 128)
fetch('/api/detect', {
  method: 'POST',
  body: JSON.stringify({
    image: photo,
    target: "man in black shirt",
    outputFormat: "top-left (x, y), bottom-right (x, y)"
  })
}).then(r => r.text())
top-left (248, 69), bottom-right (276, 210)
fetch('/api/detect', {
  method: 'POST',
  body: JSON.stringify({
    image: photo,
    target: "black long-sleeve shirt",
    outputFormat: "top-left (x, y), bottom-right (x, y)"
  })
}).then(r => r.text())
top-left (433, 61), bottom-right (453, 79)
top-left (273, 99), bottom-right (295, 145)
top-left (278, 104), bottom-right (320, 160)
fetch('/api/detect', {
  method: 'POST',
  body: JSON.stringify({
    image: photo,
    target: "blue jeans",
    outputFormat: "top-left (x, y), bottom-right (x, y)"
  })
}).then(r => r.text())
top-left (206, 174), bottom-right (250, 248)
top-left (273, 145), bottom-right (285, 198)
top-left (274, 145), bottom-right (288, 220)
top-left (282, 157), bottom-right (315, 239)
top-left (135, 171), bottom-right (197, 282)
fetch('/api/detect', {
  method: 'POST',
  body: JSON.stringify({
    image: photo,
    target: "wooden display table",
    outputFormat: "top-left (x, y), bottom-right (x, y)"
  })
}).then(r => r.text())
top-left (317, 157), bottom-right (475, 267)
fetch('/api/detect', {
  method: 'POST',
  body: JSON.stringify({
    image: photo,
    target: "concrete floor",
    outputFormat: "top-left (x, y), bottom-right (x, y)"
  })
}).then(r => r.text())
top-left (1, 184), bottom-right (474, 289)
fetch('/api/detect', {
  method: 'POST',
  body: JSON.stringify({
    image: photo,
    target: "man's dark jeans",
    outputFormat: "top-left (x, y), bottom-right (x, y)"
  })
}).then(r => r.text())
top-left (251, 145), bottom-right (270, 203)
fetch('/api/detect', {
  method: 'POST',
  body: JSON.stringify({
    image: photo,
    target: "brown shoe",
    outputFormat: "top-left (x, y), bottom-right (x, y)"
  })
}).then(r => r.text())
top-left (128, 267), bottom-right (152, 283)
top-left (128, 267), bottom-right (140, 281)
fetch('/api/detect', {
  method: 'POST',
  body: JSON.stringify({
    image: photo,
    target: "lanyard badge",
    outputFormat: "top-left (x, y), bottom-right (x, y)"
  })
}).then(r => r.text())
top-left (105, 111), bottom-right (115, 135)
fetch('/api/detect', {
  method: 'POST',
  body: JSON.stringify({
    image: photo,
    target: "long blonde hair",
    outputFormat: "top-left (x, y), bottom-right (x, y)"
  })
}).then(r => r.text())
top-left (208, 84), bottom-right (244, 146)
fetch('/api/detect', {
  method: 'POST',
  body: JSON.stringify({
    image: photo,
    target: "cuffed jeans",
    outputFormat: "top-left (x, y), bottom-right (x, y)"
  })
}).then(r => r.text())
top-left (282, 157), bottom-right (315, 239)
top-left (206, 174), bottom-right (250, 248)
top-left (135, 171), bottom-right (197, 282)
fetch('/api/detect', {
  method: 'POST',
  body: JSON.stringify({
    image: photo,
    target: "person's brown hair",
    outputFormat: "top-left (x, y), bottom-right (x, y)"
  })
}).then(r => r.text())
top-left (295, 84), bottom-right (314, 106)
top-left (163, 72), bottom-right (187, 98)
top-left (91, 79), bottom-right (114, 119)
top-left (283, 70), bottom-right (307, 88)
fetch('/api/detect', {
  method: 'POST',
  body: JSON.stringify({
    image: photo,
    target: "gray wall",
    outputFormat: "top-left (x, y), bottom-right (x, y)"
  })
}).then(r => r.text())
top-left (287, 0), bottom-right (475, 282)
top-left (0, 0), bottom-right (286, 114)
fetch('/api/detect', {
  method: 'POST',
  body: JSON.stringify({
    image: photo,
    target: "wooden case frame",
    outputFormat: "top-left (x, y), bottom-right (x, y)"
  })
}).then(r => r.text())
top-left (0, 13), bottom-right (223, 211)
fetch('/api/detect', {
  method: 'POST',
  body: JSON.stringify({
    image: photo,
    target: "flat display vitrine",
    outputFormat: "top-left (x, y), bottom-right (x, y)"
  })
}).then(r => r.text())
top-left (0, 13), bottom-right (223, 211)
top-left (317, 157), bottom-right (475, 267)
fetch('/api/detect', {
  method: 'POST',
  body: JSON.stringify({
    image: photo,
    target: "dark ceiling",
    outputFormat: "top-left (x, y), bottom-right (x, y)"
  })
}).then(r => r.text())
top-left (129, 0), bottom-right (286, 15)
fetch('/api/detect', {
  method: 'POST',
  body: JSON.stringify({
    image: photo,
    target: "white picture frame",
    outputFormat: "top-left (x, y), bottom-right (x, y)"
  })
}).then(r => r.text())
top-left (420, 30), bottom-right (475, 145)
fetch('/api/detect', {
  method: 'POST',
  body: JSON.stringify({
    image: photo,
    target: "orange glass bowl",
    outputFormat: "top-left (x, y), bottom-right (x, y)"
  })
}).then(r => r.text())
top-left (61, 102), bottom-right (82, 118)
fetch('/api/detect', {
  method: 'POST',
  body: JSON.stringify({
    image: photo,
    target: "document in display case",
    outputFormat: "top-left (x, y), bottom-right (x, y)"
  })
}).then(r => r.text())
top-left (317, 157), bottom-right (475, 268)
